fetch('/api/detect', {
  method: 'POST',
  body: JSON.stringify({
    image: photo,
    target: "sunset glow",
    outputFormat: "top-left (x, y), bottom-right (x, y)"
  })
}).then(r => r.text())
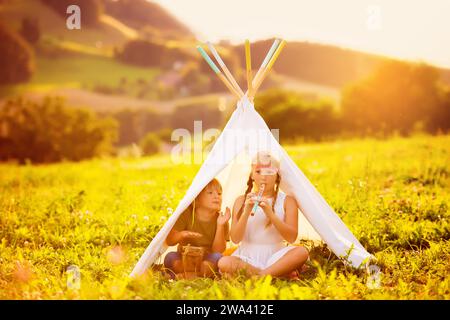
top-left (153, 0), bottom-right (450, 68)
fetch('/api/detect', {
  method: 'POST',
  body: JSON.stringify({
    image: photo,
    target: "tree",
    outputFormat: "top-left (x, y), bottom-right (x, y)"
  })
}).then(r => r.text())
top-left (139, 132), bottom-right (161, 156)
top-left (255, 89), bottom-right (340, 141)
top-left (0, 23), bottom-right (35, 85)
top-left (116, 39), bottom-right (193, 68)
top-left (341, 60), bottom-right (442, 135)
top-left (20, 17), bottom-right (40, 45)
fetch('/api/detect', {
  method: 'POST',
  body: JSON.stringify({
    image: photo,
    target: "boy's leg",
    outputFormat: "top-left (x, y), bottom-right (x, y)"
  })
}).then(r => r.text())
top-left (163, 252), bottom-right (183, 275)
top-left (201, 253), bottom-right (222, 277)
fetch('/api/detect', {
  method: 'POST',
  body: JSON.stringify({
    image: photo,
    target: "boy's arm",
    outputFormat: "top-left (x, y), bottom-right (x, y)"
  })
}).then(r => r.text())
top-left (166, 229), bottom-right (184, 246)
top-left (212, 207), bottom-right (231, 252)
top-left (211, 224), bottom-right (227, 253)
top-left (166, 229), bottom-right (202, 246)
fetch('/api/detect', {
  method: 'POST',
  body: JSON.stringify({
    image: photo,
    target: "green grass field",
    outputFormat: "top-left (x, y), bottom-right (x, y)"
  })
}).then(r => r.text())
top-left (0, 55), bottom-right (159, 97)
top-left (0, 134), bottom-right (449, 299)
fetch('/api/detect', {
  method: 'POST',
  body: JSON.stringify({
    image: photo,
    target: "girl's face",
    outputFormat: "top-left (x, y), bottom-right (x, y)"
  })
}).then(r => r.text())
top-left (196, 183), bottom-right (222, 211)
top-left (251, 164), bottom-right (278, 190)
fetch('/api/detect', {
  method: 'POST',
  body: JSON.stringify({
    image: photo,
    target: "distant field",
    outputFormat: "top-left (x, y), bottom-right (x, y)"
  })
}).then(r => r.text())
top-left (33, 56), bottom-right (159, 89)
top-left (0, 134), bottom-right (448, 299)
top-left (0, 55), bottom-right (160, 102)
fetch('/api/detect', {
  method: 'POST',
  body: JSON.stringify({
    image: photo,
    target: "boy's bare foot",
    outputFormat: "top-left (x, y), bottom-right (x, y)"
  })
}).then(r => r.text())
top-left (176, 272), bottom-right (199, 280)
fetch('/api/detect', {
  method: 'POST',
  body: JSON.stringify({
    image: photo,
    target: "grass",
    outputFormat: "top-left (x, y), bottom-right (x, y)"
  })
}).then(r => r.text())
top-left (0, 55), bottom-right (159, 97)
top-left (0, 134), bottom-right (449, 299)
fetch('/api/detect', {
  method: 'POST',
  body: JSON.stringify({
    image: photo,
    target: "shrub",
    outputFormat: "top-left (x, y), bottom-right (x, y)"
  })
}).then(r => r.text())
top-left (139, 132), bottom-right (161, 156)
top-left (0, 96), bottom-right (117, 163)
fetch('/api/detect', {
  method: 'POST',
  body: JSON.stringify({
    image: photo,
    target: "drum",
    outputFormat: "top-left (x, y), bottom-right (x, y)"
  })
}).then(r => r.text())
top-left (181, 244), bottom-right (206, 273)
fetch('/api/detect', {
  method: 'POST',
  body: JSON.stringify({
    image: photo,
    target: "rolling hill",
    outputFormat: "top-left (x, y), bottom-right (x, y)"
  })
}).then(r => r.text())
top-left (1, 0), bottom-right (449, 114)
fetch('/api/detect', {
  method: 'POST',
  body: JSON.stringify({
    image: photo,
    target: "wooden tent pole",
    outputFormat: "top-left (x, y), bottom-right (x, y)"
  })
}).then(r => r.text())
top-left (196, 45), bottom-right (242, 99)
top-left (245, 39), bottom-right (253, 98)
top-left (245, 39), bottom-right (280, 98)
top-left (206, 42), bottom-right (244, 98)
top-left (251, 40), bottom-right (286, 96)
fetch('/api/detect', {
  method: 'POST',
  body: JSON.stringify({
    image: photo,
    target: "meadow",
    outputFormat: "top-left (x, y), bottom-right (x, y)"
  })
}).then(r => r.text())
top-left (0, 134), bottom-right (449, 299)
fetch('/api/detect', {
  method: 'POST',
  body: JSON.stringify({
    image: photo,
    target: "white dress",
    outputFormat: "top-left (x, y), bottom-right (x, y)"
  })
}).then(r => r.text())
top-left (231, 191), bottom-right (297, 270)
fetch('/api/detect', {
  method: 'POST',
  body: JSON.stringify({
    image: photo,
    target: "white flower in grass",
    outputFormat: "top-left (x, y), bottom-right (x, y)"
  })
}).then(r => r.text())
top-left (143, 216), bottom-right (149, 221)
top-left (167, 207), bottom-right (173, 215)
top-left (131, 214), bottom-right (137, 220)
top-left (125, 220), bottom-right (131, 226)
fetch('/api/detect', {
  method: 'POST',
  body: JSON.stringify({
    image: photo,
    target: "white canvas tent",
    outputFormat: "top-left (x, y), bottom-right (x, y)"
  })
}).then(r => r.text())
top-left (130, 39), bottom-right (373, 278)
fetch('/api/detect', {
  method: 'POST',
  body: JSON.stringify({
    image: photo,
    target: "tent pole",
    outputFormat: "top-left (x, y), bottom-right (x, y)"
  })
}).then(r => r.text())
top-left (207, 42), bottom-right (245, 98)
top-left (251, 40), bottom-right (286, 95)
top-left (197, 45), bottom-right (242, 99)
top-left (245, 39), bottom-right (253, 98)
top-left (246, 39), bottom-right (280, 99)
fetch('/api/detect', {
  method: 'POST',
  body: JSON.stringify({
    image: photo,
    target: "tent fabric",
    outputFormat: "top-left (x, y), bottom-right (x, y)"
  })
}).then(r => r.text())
top-left (130, 96), bottom-right (373, 278)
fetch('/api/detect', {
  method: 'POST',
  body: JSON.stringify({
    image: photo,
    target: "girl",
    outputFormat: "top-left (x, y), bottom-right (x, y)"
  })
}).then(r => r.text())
top-left (165, 178), bottom-right (231, 278)
top-left (218, 151), bottom-right (309, 278)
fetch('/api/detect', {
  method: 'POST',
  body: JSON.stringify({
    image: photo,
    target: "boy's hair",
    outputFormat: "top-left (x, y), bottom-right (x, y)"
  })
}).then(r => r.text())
top-left (186, 178), bottom-right (222, 226)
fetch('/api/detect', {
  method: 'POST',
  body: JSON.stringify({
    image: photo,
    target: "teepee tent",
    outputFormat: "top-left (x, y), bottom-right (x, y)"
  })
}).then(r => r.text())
top-left (130, 39), bottom-right (373, 278)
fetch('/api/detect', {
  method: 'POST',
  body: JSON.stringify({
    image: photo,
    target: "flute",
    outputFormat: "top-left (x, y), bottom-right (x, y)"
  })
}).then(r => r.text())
top-left (251, 184), bottom-right (265, 216)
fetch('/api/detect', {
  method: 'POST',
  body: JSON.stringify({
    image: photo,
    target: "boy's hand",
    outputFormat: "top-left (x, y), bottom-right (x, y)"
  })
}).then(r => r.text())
top-left (180, 231), bottom-right (203, 240)
top-left (217, 207), bottom-right (231, 225)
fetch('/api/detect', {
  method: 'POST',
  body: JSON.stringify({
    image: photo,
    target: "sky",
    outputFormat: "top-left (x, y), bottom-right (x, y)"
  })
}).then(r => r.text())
top-left (152, 0), bottom-right (450, 69)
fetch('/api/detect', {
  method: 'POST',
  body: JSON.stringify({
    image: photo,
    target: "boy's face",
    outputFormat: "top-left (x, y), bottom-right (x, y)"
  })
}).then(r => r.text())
top-left (197, 184), bottom-right (222, 211)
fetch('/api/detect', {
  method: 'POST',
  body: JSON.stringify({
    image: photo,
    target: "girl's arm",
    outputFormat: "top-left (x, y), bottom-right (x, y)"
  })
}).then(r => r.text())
top-left (230, 195), bottom-right (254, 244)
top-left (260, 195), bottom-right (298, 243)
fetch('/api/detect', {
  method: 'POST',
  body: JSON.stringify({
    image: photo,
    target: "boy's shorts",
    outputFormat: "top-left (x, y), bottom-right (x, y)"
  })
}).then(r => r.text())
top-left (164, 251), bottom-right (222, 270)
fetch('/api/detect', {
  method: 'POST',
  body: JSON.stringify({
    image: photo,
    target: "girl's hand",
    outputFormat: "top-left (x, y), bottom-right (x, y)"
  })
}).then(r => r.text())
top-left (243, 193), bottom-right (256, 215)
top-left (217, 207), bottom-right (231, 225)
top-left (259, 198), bottom-right (275, 219)
top-left (179, 231), bottom-right (203, 240)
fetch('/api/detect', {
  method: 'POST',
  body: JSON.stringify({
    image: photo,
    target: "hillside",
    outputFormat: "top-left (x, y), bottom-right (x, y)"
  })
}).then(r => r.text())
top-left (102, 0), bottom-right (193, 39)
top-left (1, 0), bottom-right (449, 113)
top-left (233, 39), bottom-right (450, 88)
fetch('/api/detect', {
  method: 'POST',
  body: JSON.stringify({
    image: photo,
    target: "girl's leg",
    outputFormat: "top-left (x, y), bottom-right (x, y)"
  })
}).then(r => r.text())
top-left (218, 256), bottom-right (261, 276)
top-left (259, 246), bottom-right (309, 277)
top-left (200, 261), bottom-right (216, 278)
